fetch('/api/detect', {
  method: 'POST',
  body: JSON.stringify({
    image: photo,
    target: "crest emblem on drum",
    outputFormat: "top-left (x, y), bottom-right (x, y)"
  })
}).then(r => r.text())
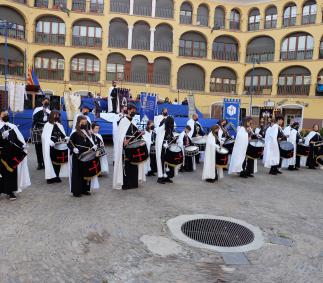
top-left (226, 105), bottom-right (236, 116)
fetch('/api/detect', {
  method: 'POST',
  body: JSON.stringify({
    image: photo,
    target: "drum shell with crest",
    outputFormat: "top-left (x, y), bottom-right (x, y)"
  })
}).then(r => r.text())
top-left (184, 145), bottom-right (199, 157)
top-left (223, 139), bottom-right (235, 154)
top-left (78, 150), bottom-right (101, 180)
top-left (279, 141), bottom-right (294, 159)
top-left (296, 143), bottom-right (310, 157)
top-left (125, 140), bottom-right (148, 165)
top-left (30, 128), bottom-right (43, 144)
top-left (215, 147), bottom-right (229, 167)
top-left (246, 139), bottom-right (265, 160)
top-left (50, 142), bottom-right (68, 165)
top-left (192, 136), bottom-right (207, 152)
top-left (0, 143), bottom-right (27, 173)
top-left (165, 144), bottom-right (183, 167)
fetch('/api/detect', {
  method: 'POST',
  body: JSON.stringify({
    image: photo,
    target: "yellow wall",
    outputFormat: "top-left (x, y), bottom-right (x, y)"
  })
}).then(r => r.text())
top-left (1, 0), bottom-right (323, 125)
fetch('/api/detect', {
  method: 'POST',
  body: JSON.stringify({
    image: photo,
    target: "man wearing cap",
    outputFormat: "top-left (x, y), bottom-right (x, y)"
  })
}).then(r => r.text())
top-left (32, 96), bottom-right (51, 170)
top-left (113, 103), bottom-right (146, 190)
top-left (72, 104), bottom-right (91, 132)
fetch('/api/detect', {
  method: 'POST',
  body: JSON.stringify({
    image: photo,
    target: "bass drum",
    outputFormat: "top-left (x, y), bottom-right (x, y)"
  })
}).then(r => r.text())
top-left (184, 145), bottom-right (199, 157)
top-left (165, 144), bottom-right (183, 167)
top-left (279, 141), bottom-right (294, 159)
top-left (296, 143), bottom-right (310, 157)
top-left (50, 142), bottom-right (68, 165)
top-left (0, 143), bottom-right (27, 173)
top-left (192, 136), bottom-right (207, 152)
top-left (78, 150), bottom-right (101, 180)
top-left (316, 146), bottom-right (323, 166)
top-left (125, 140), bottom-right (148, 165)
top-left (216, 147), bottom-right (229, 167)
top-left (223, 139), bottom-right (235, 154)
top-left (246, 139), bottom-right (265, 160)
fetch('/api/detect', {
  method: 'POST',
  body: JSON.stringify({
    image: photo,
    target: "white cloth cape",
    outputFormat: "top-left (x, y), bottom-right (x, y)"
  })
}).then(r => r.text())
top-left (41, 122), bottom-right (69, 180)
top-left (300, 131), bottom-right (319, 166)
top-left (0, 122), bottom-right (30, 191)
top-left (72, 113), bottom-right (91, 131)
top-left (228, 126), bottom-right (249, 174)
top-left (112, 113), bottom-right (124, 162)
top-left (33, 106), bottom-right (51, 123)
top-left (263, 124), bottom-right (280, 168)
top-left (113, 117), bottom-right (145, 189)
top-left (143, 130), bottom-right (153, 174)
top-left (282, 128), bottom-right (297, 168)
top-left (187, 119), bottom-right (204, 139)
top-left (94, 133), bottom-right (109, 174)
top-left (107, 86), bottom-right (120, 113)
top-left (177, 131), bottom-right (196, 171)
top-left (202, 132), bottom-right (223, 180)
top-left (154, 115), bottom-right (165, 129)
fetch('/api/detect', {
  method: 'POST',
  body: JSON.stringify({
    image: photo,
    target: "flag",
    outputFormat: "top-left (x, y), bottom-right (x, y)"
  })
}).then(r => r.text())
top-left (27, 66), bottom-right (43, 94)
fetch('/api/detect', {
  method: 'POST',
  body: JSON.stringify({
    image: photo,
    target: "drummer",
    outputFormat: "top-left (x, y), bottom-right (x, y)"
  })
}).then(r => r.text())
top-left (304, 124), bottom-right (323, 169)
top-left (281, 122), bottom-right (299, 171)
top-left (178, 125), bottom-right (195, 172)
top-left (143, 120), bottom-right (157, 177)
top-left (218, 118), bottom-right (229, 144)
top-left (41, 110), bottom-right (69, 184)
top-left (68, 115), bottom-right (100, 197)
top-left (187, 113), bottom-right (205, 163)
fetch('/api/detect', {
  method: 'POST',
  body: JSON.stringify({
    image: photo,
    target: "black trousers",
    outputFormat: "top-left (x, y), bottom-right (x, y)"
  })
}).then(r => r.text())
top-left (296, 155), bottom-right (300, 168)
top-left (161, 148), bottom-right (174, 178)
top-left (35, 143), bottom-right (44, 165)
top-left (150, 154), bottom-right (157, 173)
top-left (0, 163), bottom-right (18, 194)
top-left (71, 155), bottom-right (90, 196)
top-left (183, 156), bottom-right (194, 171)
top-left (123, 160), bottom-right (138, 189)
top-left (242, 158), bottom-right (254, 175)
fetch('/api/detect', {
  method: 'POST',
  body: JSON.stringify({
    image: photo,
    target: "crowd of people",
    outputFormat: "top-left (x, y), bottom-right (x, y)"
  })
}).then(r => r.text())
top-left (0, 94), bottom-right (322, 201)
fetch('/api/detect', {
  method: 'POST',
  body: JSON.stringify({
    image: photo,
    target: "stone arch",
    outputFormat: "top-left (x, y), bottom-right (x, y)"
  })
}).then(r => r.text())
top-left (153, 57), bottom-right (171, 85)
top-left (177, 64), bottom-right (205, 91)
top-left (210, 67), bottom-right (237, 93)
top-left (132, 21), bottom-right (150, 50)
top-left (108, 18), bottom-right (128, 48)
top-left (155, 23), bottom-right (173, 52)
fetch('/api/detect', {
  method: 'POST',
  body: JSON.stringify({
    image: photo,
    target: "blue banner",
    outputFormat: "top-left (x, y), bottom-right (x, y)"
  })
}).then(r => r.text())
top-left (140, 92), bottom-right (157, 122)
top-left (223, 98), bottom-right (240, 138)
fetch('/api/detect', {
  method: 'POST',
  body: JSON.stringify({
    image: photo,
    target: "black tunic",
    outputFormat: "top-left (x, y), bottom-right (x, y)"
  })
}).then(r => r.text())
top-left (149, 131), bottom-right (157, 173)
top-left (307, 132), bottom-right (323, 168)
top-left (67, 131), bottom-right (99, 196)
top-left (0, 124), bottom-right (24, 194)
top-left (161, 129), bottom-right (175, 178)
top-left (50, 123), bottom-right (66, 178)
top-left (110, 87), bottom-right (118, 113)
top-left (183, 134), bottom-right (194, 171)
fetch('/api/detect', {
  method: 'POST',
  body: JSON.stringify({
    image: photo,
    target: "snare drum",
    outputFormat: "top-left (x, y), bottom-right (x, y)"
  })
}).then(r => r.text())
top-left (246, 139), bottom-right (265, 160)
top-left (184, 145), bottom-right (199, 157)
top-left (165, 144), bottom-right (183, 167)
top-left (30, 128), bottom-right (43, 144)
top-left (0, 143), bottom-right (27, 173)
top-left (216, 147), bottom-right (229, 167)
top-left (96, 146), bottom-right (107, 158)
top-left (223, 139), bottom-right (235, 155)
top-left (78, 150), bottom-right (101, 180)
top-left (125, 140), bottom-right (149, 165)
top-left (192, 136), bottom-right (207, 152)
top-left (279, 141), bottom-right (294, 159)
top-left (50, 142), bottom-right (68, 165)
top-left (296, 143), bottom-right (310, 157)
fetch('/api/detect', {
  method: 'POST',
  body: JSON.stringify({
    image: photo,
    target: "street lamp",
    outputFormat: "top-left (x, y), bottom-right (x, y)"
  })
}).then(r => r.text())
top-left (249, 56), bottom-right (260, 116)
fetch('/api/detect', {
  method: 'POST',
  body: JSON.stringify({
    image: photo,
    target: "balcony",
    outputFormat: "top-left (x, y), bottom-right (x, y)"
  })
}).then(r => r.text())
top-left (246, 53), bottom-right (274, 63)
top-left (282, 17), bottom-right (296, 27)
top-left (134, 6), bottom-right (152, 16)
top-left (110, 1), bottom-right (130, 13)
top-left (132, 39), bottom-right (150, 50)
top-left (212, 50), bottom-right (238, 62)
top-left (178, 79), bottom-right (205, 91)
top-left (196, 15), bottom-right (209, 26)
top-left (229, 20), bottom-right (240, 30)
top-left (264, 19), bottom-right (277, 29)
top-left (213, 19), bottom-right (225, 30)
top-left (123, 73), bottom-right (170, 85)
top-left (277, 84), bottom-right (310, 96)
top-left (90, 3), bottom-right (104, 14)
top-left (301, 14), bottom-right (316, 25)
top-left (180, 15), bottom-right (192, 25)
top-left (108, 38), bottom-right (127, 49)
top-left (34, 0), bottom-right (48, 8)
top-left (152, 73), bottom-right (170, 85)
top-left (70, 71), bottom-right (100, 82)
top-left (0, 25), bottom-right (25, 40)
top-left (72, 36), bottom-right (102, 48)
top-left (210, 83), bottom-right (236, 93)
top-left (179, 47), bottom-right (206, 58)
top-left (53, 0), bottom-right (67, 9)
top-left (154, 41), bottom-right (172, 52)
top-left (280, 50), bottom-right (313, 61)
top-left (156, 7), bottom-right (173, 18)
top-left (248, 22), bottom-right (260, 31)
top-left (72, 1), bottom-right (86, 12)
top-left (107, 72), bottom-right (124, 81)
top-left (244, 85), bottom-right (272, 95)
top-left (35, 68), bottom-right (64, 81)
top-left (0, 62), bottom-right (24, 77)
top-left (35, 33), bottom-right (65, 45)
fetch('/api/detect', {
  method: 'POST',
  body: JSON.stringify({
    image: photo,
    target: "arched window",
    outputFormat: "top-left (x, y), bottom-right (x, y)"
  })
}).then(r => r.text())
top-left (197, 4), bottom-right (209, 26)
top-left (72, 0), bottom-right (86, 12)
top-left (134, 0), bottom-right (152, 16)
top-left (0, 44), bottom-right (24, 77)
top-left (265, 6), bottom-right (277, 29)
top-left (177, 64), bottom-right (205, 91)
top-left (72, 20), bottom-right (102, 48)
top-left (302, 0), bottom-right (317, 24)
top-left (244, 68), bottom-right (273, 95)
top-left (180, 2), bottom-right (192, 24)
top-left (90, 0), bottom-right (104, 13)
top-left (246, 36), bottom-right (275, 63)
top-left (248, 8), bottom-right (260, 31)
top-left (153, 57), bottom-right (171, 85)
top-left (156, 0), bottom-right (173, 18)
top-left (210, 67), bottom-right (236, 93)
top-left (34, 51), bottom-right (64, 80)
top-left (179, 32), bottom-right (207, 58)
top-left (71, 54), bottom-right (100, 82)
top-left (107, 53), bottom-right (126, 81)
top-left (212, 36), bottom-right (238, 61)
top-left (0, 6), bottom-right (25, 40)
top-left (110, 0), bottom-right (130, 13)
top-left (283, 3), bottom-right (297, 27)
top-left (281, 33), bottom-right (314, 60)
top-left (108, 18), bottom-right (128, 48)
top-left (34, 0), bottom-right (48, 8)
top-left (132, 21), bottom-right (150, 50)
top-left (35, 16), bottom-right (65, 45)
top-left (53, 0), bottom-right (67, 9)
top-left (128, 55), bottom-right (148, 83)
top-left (214, 6), bottom-right (225, 29)
top-left (229, 9), bottom-right (240, 30)
top-left (154, 24), bottom-right (173, 52)
top-left (278, 66), bottom-right (311, 96)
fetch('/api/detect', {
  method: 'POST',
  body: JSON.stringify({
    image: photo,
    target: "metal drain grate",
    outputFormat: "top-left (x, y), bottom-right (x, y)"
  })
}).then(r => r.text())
top-left (181, 219), bottom-right (255, 247)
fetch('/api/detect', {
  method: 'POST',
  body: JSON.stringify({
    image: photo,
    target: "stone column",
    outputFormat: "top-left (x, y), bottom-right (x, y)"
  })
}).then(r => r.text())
top-left (150, 28), bottom-right (155, 52)
top-left (128, 26), bottom-right (133, 49)
top-left (152, 0), bottom-right (156, 17)
top-left (129, 0), bottom-right (134, 15)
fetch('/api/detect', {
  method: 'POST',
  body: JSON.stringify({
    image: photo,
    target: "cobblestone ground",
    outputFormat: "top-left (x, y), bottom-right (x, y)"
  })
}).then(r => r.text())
top-left (1, 145), bottom-right (323, 283)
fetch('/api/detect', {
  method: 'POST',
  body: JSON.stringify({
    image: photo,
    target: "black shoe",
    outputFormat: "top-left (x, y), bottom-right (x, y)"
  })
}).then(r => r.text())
top-left (157, 178), bottom-right (166, 184)
top-left (47, 179), bottom-right (55, 184)
top-left (247, 174), bottom-right (254, 177)
top-left (73, 194), bottom-right (82, 197)
top-left (206, 178), bottom-right (216, 183)
top-left (147, 171), bottom-right (155, 176)
top-left (37, 165), bottom-right (43, 170)
top-left (308, 166), bottom-right (316, 170)
top-left (164, 177), bottom-right (173, 183)
top-left (82, 192), bottom-right (91, 196)
top-left (55, 177), bottom-right (62, 183)
top-left (8, 193), bottom-right (17, 201)
top-left (288, 166), bottom-right (294, 171)
top-left (294, 167), bottom-right (299, 170)
top-left (277, 170), bottom-right (282, 174)
top-left (269, 171), bottom-right (277, 175)
top-left (240, 172), bottom-right (248, 178)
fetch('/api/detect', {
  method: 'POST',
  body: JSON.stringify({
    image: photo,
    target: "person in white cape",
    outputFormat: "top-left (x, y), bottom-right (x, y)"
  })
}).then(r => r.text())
top-left (154, 108), bottom-right (169, 129)
top-left (228, 117), bottom-right (253, 178)
top-left (72, 105), bottom-right (91, 131)
top-left (302, 124), bottom-right (323, 169)
top-left (143, 120), bottom-right (157, 176)
top-left (41, 110), bottom-right (69, 184)
top-left (178, 125), bottom-right (195, 172)
top-left (281, 122), bottom-right (299, 171)
top-left (263, 116), bottom-right (284, 175)
top-left (107, 80), bottom-right (119, 113)
top-left (187, 113), bottom-right (205, 164)
top-left (112, 106), bottom-right (127, 164)
top-left (113, 103), bottom-right (145, 190)
top-left (0, 110), bottom-right (31, 200)
top-left (202, 125), bottom-right (223, 182)
top-left (91, 122), bottom-right (109, 175)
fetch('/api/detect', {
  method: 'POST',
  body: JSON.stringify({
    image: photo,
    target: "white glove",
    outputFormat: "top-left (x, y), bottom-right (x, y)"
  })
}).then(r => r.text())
top-left (43, 116), bottom-right (48, 122)
top-left (49, 140), bottom-right (55, 147)
top-left (163, 142), bottom-right (168, 149)
top-left (22, 144), bottom-right (28, 149)
top-left (65, 137), bottom-right (70, 143)
top-left (73, 148), bottom-right (79, 154)
top-left (92, 145), bottom-right (98, 151)
top-left (2, 131), bottom-right (9, 139)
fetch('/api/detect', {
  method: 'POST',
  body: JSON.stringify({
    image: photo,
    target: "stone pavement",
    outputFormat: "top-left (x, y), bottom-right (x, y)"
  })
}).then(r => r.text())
top-left (0, 146), bottom-right (323, 283)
